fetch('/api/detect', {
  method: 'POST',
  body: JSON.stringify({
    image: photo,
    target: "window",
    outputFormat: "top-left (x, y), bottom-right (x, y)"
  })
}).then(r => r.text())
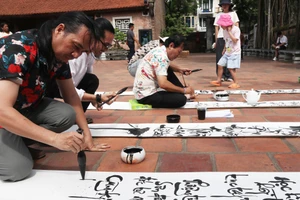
top-left (112, 17), bottom-right (132, 33)
top-left (139, 29), bottom-right (152, 46)
top-left (186, 17), bottom-right (191, 27)
top-left (199, 17), bottom-right (206, 27)
top-left (183, 16), bottom-right (195, 28)
top-left (199, 0), bottom-right (213, 12)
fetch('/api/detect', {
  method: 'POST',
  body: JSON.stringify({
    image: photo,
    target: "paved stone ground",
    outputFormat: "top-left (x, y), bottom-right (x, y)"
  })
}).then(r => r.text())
top-left (34, 53), bottom-right (300, 173)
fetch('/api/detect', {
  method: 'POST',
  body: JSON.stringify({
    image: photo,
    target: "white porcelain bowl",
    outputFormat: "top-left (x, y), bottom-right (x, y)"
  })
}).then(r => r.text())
top-left (121, 146), bottom-right (146, 164)
top-left (213, 91), bottom-right (229, 101)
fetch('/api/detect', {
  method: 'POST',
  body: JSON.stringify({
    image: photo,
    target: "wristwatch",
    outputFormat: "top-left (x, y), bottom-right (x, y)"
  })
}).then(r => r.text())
top-left (96, 94), bottom-right (102, 103)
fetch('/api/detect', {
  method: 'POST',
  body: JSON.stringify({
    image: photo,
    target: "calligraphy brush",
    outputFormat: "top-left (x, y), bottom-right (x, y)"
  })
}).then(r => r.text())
top-left (98, 86), bottom-right (129, 107)
top-left (128, 123), bottom-right (137, 129)
top-left (77, 128), bottom-right (86, 180)
top-left (181, 74), bottom-right (187, 87)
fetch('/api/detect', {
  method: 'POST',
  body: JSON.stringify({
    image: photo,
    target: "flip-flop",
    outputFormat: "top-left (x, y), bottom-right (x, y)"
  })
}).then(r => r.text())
top-left (228, 83), bottom-right (240, 89)
top-left (210, 81), bottom-right (222, 87)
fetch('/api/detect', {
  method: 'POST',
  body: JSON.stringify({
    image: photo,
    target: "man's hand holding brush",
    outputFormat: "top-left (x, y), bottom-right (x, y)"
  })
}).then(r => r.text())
top-left (92, 91), bottom-right (118, 111)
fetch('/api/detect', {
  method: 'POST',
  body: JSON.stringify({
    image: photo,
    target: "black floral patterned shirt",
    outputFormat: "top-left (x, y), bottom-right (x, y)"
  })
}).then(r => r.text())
top-left (0, 29), bottom-right (71, 111)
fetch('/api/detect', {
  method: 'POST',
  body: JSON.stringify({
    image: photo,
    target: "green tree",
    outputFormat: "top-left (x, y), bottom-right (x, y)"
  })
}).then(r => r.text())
top-left (232, 0), bottom-right (258, 33)
top-left (113, 28), bottom-right (126, 49)
top-left (162, 0), bottom-right (198, 36)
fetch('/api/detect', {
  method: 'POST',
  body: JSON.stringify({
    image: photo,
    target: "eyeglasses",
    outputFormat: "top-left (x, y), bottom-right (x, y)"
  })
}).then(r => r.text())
top-left (99, 39), bottom-right (112, 50)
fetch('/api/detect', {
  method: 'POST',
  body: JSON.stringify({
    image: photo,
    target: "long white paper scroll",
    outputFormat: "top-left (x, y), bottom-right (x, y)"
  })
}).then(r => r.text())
top-left (87, 100), bottom-right (300, 110)
top-left (1, 170), bottom-right (300, 200)
top-left (96, 88), bottom-right (300, 96)
top-left (195, 88), bottom-right (300, 95)
top-left (67, 122), bottom-right (300, 137)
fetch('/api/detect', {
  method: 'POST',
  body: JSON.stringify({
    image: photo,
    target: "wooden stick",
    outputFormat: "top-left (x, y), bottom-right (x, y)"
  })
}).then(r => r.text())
top-left (181, 74), bottom-right (187, 87)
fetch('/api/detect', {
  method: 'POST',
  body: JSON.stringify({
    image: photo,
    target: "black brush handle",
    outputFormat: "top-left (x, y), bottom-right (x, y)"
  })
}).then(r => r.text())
top-left (191, 69), bottom-right (202, 73)
top-left (184, 69), bottom-right (202, 75)
top-left (77, 128), bottom-right (86, 180)
top-left (98, 86), bottom-right (128, 107)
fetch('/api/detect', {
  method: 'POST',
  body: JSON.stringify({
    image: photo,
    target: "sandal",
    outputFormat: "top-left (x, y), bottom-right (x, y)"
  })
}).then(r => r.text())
top-left (210, 81), bottom-right (222, 87)
top-left (228, 83), bottom-right (240, 89)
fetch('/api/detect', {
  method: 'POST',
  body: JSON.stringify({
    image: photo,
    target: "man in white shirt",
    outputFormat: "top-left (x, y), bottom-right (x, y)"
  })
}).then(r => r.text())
top-left (272, 31), bottom-right (288, 61)
top-left (45, 18), bottom-right (116, 123)
top-left (0, 22), bottom-right (13, 38)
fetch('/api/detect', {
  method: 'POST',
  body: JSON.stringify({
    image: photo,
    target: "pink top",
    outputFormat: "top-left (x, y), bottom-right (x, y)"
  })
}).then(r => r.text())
top-left (223, 25), bottom-right (241, 55)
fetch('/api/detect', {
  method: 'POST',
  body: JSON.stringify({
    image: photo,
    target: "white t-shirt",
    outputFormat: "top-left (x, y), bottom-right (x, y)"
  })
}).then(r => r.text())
top-left (276, 35), bottom-right (288, 47)
top-left (68, 53), bottom-right (95, 100)
top-left (0, 31), bottom-right (13, 38)
top-left (214, 12), bottom-right (239, 38)
top-left (223, 26), bottom-right (241, 55)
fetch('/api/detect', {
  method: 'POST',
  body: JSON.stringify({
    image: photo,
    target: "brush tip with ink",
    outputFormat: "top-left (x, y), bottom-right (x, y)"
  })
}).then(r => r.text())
top-left (76, 128), bottom-right (86, 180)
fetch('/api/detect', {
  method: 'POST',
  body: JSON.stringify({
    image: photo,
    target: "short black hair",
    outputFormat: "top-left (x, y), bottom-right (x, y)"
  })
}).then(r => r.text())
top-left (129, 23), bottom-right (134, 28)
top-left (37, 11), bottom-right (97, 69)
top-left (0, 22), bottom-right (9, 28)
top-left (94, 18), bottom-right (115, 36)
top-left (277, 31), bottom-right (282, 36)
top-left (164, 34), bottom-right (186, 48)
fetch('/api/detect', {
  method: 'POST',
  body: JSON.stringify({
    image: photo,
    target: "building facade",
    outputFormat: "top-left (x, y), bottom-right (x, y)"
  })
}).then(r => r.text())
top-left (0, 0), bottom-right (165, 50)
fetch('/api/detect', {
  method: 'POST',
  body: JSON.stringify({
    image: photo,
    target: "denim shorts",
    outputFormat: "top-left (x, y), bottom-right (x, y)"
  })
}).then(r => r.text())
top-left (217, 54), bottom-right (241, 69)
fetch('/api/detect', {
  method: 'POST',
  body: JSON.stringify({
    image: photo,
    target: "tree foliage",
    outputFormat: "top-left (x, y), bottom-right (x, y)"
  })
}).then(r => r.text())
top-left (232, 0), bottom-right (258, 33)
top-left (112, 28), bottom-right (126, 49)
top-left (255, 0), bottom-right (300, 49)
top-left (162, 0), bottom-right (198, 36)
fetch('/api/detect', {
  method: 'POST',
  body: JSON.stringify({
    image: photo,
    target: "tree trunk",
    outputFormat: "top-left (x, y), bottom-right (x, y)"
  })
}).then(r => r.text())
top-left (296, 0), bottom-right (300, 49)
top-left (267, 0), bottom-right (271, 48)
top-left (206, 17), bottom-right (213, 52)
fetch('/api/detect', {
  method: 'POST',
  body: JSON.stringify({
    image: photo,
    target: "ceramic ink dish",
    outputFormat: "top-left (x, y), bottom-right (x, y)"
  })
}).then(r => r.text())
top-left (121, 146), bottom-right (146, 164)
top-left (213, 91), bottom-right (229, 101)
top-left (166, 114), bottom-right (181, 123)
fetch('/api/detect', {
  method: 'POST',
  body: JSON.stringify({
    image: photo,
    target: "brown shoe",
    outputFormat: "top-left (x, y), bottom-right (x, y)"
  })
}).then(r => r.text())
top-left (28, 147), bottom-right (46, 160)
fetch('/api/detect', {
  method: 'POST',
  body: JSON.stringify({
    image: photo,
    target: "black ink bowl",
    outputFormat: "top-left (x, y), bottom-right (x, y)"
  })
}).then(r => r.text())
top-left (166, 114), bottom-right (181, 123)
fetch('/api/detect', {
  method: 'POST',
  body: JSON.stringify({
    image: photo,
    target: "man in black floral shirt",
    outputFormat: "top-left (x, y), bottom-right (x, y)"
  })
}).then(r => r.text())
top-left (0, 12), bottom-right (111, 182)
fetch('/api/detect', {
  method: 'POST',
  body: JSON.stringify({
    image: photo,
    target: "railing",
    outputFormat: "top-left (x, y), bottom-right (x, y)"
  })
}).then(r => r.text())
top-left (104, 50), bottom-right (129, 60)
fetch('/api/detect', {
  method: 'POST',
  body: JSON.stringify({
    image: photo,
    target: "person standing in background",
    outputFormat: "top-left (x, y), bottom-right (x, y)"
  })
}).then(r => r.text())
top-left (240, 31), bottom-right (245, 60)
top-left (213, 0), bottom-right (239, 82)
top-left (126, 23), bottom-right (140, 61)
top-left (0, 22), bottom-right (13, 38)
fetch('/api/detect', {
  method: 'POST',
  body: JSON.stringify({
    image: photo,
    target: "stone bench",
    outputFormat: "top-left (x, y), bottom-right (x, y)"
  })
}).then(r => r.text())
top-left (244, 48), bottom-right (300, 63)
top-left (279, 50), bottom-right (300, 63)
top-left (105, 50), bottom-right (129, 60)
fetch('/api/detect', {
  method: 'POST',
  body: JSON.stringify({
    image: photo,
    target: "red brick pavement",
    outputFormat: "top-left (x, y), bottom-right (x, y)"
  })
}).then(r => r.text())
top-left (34, 53), bottom-right (300, 173)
